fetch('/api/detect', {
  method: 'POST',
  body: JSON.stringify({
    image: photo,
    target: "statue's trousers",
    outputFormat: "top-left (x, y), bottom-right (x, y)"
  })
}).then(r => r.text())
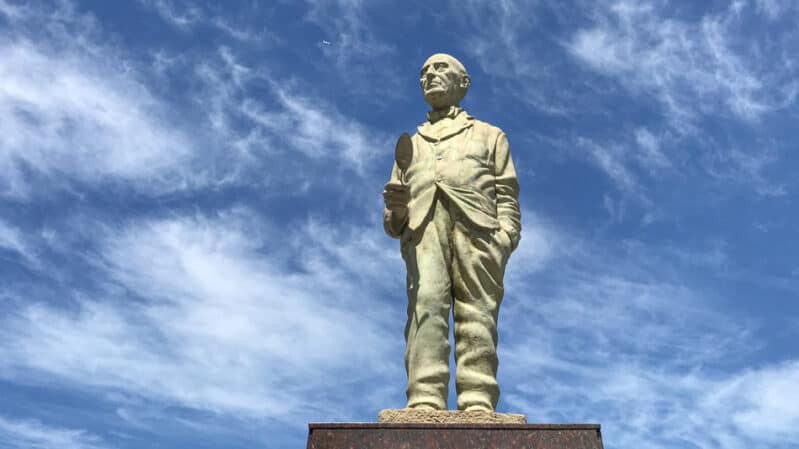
top-left (400, 192), bottom-right (510, 411)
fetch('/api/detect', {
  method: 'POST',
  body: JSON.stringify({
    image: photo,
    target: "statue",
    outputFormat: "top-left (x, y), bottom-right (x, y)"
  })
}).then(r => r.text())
top-left (383, 53), bottom-right (521, 412)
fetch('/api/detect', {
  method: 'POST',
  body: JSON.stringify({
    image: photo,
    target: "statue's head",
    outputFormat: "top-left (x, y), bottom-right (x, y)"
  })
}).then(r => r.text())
top-left (420, 53), bottom-right (470, 110)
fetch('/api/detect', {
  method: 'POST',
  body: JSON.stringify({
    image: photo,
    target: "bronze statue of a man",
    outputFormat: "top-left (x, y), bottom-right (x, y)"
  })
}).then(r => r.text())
top-left (383, 53), bottom-right (521, 412)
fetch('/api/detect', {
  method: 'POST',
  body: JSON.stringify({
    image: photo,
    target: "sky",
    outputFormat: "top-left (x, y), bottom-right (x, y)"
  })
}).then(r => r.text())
top-left (0, 0), bottom-right (798, 448)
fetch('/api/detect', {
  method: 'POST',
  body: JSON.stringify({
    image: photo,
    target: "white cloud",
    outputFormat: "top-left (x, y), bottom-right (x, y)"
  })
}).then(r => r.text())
top-left (0, 0), bottom-right (24, 19)
top-left (754, 0), bottom-right (797, 19)
top-left (496, 223), bottom-right (799, 449)
top-left (454, 0), bottom-right (574, 115)
top-left (504, 209), bottom-right (558, 285)
top-left (139, 0), bottom-right (269, 42)
top-left (456, 0), bottom-right (791, 199)
top-left (567, 0), bottom-right (791, 124)
top-left (575, 136), bottom-right (651, 203)
top-left (0, 42), bottom-right (191, 194)
top-left (458, 0), bottom-right (536, 78)
top-left (0, 415), bottom-right (107, 449)
top-left (304, 0), bottom-right (395, 69)
top-left (570, 128), bottom-right (672, 209)
top-left (0, 210), bottom-right (402, 423)
top-left (0, 219), bottom-right (33, 263)
top-left (240, 89), bottom-right (384, 171)
top-left (301, 0), bottom-right (405, 104)
top-left (192, 46), bottom-right (389, 178)
top-left (0, 2), bottom-right (388, 198)
top-left (702, 144), bottom-right (786, 197)
top-left (0, 4), bottom-right (193, 197)
top-left (717, 360), bottom-right (799, 442)
top-left (141, 0), bottom-right (201, 28)
top-left (634, 128), bottom-right (671, 173)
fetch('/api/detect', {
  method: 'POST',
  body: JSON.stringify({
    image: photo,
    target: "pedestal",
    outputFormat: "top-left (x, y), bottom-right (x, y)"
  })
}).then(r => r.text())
top-left (307, 423), bottom-right (604, 449)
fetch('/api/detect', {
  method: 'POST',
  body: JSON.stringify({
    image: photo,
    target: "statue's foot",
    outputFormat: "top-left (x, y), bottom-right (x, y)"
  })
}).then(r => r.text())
top-left (463, 405), bottom-right (492, 413)
top-left (378, 407), bottom-right (527, 423)
top-left (407, 404), bottom-right (438, 411)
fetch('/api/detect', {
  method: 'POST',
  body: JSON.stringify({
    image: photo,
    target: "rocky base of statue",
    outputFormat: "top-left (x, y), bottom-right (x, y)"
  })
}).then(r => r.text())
top-left (306, 422), bottom-right (604, 449)
top-left (378, 408), bottom-right (527, 424)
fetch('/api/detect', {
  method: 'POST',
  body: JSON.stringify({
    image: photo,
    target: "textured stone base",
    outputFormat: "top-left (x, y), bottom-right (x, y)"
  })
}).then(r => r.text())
top-left (378, 408), bottom-right (527, 424)
top-left (307, 423), bottom-right (604, 449)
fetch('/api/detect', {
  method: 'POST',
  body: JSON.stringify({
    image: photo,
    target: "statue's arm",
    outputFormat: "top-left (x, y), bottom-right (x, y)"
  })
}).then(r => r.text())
top-left (383, 161), bottom-right (408, 239)
top-left (494, 131), bottom-right (521, 250)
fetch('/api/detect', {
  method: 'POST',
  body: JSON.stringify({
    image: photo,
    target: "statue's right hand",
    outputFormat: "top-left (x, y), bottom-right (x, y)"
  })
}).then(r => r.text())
top-left (383, 182), bottom-right (410, 218)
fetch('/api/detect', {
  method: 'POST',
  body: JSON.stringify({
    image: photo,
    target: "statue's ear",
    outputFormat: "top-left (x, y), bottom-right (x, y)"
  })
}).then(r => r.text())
top-left (460, 75), bottom-right (471, 90)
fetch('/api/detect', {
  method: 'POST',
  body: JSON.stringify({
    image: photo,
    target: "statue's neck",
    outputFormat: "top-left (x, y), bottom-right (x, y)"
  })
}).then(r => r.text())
top-left (427, 105), bottom-right (462, 123)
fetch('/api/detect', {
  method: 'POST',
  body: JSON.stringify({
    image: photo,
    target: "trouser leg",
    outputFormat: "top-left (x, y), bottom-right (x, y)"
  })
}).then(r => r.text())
top-left (402, 199), bottom-right (453, 409)
top-left (451, 223), bottom-right (508, 411)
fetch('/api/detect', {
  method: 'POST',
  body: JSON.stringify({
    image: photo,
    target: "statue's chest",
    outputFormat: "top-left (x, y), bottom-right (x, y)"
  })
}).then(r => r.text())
top-left (413, 131), bottom-right (492, 181)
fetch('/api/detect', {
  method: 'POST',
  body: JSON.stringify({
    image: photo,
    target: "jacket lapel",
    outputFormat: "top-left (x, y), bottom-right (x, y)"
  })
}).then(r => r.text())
top-left (417, 112), bottom-right (474, 142)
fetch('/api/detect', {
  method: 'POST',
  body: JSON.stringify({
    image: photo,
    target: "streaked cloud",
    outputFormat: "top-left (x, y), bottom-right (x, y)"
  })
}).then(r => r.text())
top-left (567, 0), bottom-right (796, 125)
top-left (0, 1), bottom-right (389, 199)
top-left (0, 210), bottom-right (401, 425)
top-left (454, 0), bottom-right (575, 115)
top-left (192, 45), bottom-right (390, 181)
top-left (304, 0), bottom-right (395, 69)
top-left (498, 220), bottom-right (793, 449)
top-left (633, 128), bottom-right (671, 173)
top-left (140, 0), bottom-right (269, 42)
top-left (0, 416), bottom-right (107, 449)
top-left (577, 136), bottom-right (644, 197)
top-left (0, 219), bottom-right (34, 265)
top-left (754, 0), bottom-right (798, 20)
top-left (0, 3), bottom-right (192, 197)
top-left (240, 88), bottom-right (384, 171)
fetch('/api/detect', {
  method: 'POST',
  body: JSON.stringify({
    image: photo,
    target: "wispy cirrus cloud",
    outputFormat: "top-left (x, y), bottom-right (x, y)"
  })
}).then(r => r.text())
top-left (301, 0), bottom-right (405, 104)
top-left (304, 0), bottom-right (395, 69)
top-left (139, 0), bottom-right (272, 42)
top-left (633, 128), bottom-right (671, 174)
top-left (453, 0), bottom-right (577, 115)
top-left (0, 219), bottom-right (35, 266)
top-left (240, 88), bottom-right (385, 172)
top-left (0, 2), bottom-right (193, 197)
top-left (568, 131), bottom-right (671, 211)
top-left (567, 0), bottom-right (797, 125)
top-left (754, 0), bottom-right (798, 20)
top-left (576, 136), bottom-right (645, 198)
top-left (191, 45), bottom-right (390, 181)
top-left (0, 415), bottom-right (107, 449)
top-left (563, 1), bottom-right (798, 199)
top-left (0, 209), bottom-right (402, 428)
top-left (455, 0), bottom-right (793, 203)
top-left (701, 143), bottom-right (786, 197)
top-left (140, 0), bottom-right (201, 29)
top-left (497, 215), bottom-right (799, 449)
top-left (0, 1), bottom-right (389, 199)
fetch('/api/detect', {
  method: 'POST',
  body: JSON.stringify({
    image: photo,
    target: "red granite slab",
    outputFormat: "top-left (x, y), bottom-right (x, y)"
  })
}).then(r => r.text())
top-left (307, 423), bottom-right (603, 449)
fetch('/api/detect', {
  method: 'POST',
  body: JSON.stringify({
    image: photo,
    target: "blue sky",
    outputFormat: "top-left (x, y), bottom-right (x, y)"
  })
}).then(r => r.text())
top-left (1, 0), bottom-right (798, 448)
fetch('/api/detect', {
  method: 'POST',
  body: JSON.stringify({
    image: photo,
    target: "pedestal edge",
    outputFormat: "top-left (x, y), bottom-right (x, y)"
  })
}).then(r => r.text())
top-left (309, 423), bottom-right (601, 430)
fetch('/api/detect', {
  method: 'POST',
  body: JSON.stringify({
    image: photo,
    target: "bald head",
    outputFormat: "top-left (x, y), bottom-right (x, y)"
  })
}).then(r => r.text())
top-left (422, 53), bottom-right (468, 77)
top-left (419, 53), bottom-right (471, 110)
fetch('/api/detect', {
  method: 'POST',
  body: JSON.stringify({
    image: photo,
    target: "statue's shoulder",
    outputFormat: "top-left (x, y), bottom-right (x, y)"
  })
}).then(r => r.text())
top-left (470, 117), bottom-right (505, 140)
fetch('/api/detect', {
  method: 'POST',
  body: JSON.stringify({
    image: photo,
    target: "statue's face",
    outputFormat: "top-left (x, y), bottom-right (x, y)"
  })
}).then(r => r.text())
top-left (420, 54), bottom-right (469, 109)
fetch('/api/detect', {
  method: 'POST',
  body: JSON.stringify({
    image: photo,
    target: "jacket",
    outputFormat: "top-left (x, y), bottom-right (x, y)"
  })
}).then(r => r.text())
top-left (384, 109), bottom-right (521, 249)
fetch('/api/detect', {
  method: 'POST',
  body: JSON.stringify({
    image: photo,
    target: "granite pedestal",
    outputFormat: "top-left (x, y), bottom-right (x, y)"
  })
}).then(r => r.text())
top-left (307, 423), bottom-right (603, 449)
